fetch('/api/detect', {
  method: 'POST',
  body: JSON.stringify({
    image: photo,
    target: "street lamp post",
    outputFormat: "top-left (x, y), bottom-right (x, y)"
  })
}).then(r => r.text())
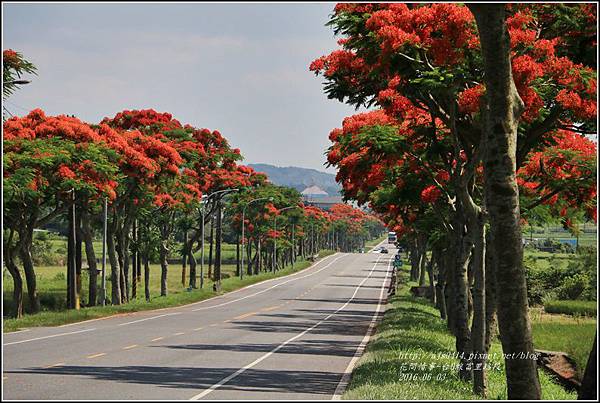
top-left (240, 196), bottom-right (272, 280)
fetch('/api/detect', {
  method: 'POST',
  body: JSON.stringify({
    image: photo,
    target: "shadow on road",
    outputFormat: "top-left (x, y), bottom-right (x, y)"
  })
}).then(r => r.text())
top-left (7, 366), bottom-right (343, 396)
top-left (156, 338), bottom-right (360, 358)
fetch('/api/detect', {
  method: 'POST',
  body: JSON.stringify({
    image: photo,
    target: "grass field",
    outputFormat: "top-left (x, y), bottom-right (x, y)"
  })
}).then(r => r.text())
top-left (3, 249), bottom-right (336, 332)
top-left (543, 300), bottom-right (597, 317)
top-left (46, 236), bottom-right (241, 263)
top-left (342, 268), bottom-right (592, 400)
top-left (530, 308), bottom-right (596, 377)
top-left (523, 224), bottom-right (597, 248)
top-left (365, 234), bottom-right (387, 249)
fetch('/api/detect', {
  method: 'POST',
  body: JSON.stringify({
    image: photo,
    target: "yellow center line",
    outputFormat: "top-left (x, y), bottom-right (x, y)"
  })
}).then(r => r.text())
top-left (261, 305), bottom-right (280, 312)
top-left (123, 344), bottom-right (138, 350)
top-left (87, 353), bottom-right (106, 359)
top-left (151, 337), bottom-right (164, 342)
top-left (209, 323), bottom-right (218, 327)
top-left (194, 327), bottom-right (203, 331)
top-left (44, 362), bottom-right (65, 369)
top-left (233, 312), bottom-right (257, 320)
top-left (173, 332), bottom-right (185, 336)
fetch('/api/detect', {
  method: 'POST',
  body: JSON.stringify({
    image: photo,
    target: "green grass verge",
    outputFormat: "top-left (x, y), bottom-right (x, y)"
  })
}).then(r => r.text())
top-left (342, 269), bottom-right (579, 400)
top-left (530, 308), bottom-right (596, 377)
top-left (365, 234), bottom-right (387, 249)
top-left (543, 300), bottom-right (597, 317)
top-left (3, 249), bottom-right (336, 332)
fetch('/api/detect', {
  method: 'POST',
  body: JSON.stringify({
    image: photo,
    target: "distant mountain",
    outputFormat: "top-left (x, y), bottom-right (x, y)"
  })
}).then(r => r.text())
top-left (248, 163), bottom-right (341, 196)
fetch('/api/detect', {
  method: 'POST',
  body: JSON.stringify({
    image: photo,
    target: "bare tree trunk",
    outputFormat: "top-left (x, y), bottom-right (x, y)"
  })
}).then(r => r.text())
top-left (578, 333), bottom-right (597, 400)
top-left (81, 211), bottom-right (98, 307)
top-left (131, 220), bottom-right (137, 299)
top-left (19, 226), bottom-right (41, 313)
top-left (214, 199), bottom-right (222, 291)
top-left (75, 210), bottom-right (83, 306)
top-left (485, 230), bottom-right (498, 354)
top-left (454, 218), bottom-right (473, 382)
top-left (107, 221), bottom-right (121, 305)
top-left (4, 230), bottom-right (24, 318)
top-left (427, 249), bottom-right (436, 305)
top-left (418, 240), bottom-right (427, 287)
top-left (143, 255), bottom-right (150, 302)
top-left (435, 247), bottom-right (447, 320)
top-left (469, 4), bottom-right (541, 399)
top-left (472, 221), bottom-right (487, 396)
top-left (160, 239), bottom-right (169, 296)
top-left (182, 231), bottom-right (187, 287)
top-left (208, 217), bottom-right (214, 279)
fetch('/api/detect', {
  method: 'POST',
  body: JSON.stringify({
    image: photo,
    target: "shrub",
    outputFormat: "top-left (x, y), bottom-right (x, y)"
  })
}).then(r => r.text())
top-left (556, 272), bottom-right (590, 300)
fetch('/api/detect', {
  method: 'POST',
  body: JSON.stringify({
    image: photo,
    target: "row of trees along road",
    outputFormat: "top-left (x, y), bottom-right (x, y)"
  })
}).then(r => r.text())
top-left (310, 3), bottom-right (596, 399)
top-left (3, 50), bottom-right (386, 320)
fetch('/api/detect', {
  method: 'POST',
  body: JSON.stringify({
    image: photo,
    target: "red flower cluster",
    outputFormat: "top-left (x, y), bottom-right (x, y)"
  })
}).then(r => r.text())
top-left (420, 185), bottom-right (442, 204)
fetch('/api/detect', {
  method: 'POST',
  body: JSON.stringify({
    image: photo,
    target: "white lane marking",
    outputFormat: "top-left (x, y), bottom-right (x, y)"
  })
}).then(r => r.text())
top-left (117, 312), bottom-right (181, 326)
top-left (185, 252), bottom-right (339, 309)
top-left (4, 328), bottom-right (96, 346)
top-left (332, 256), bottom-right (392, 399)
top-left (191, 254), bottom-right (348, 312)
top-left (189, 254), bottom-right (384, 400)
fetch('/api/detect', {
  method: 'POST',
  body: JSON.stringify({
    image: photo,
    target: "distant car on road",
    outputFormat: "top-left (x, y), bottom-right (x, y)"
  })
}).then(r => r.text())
top-left (380, 247), bottom-right (388, 254)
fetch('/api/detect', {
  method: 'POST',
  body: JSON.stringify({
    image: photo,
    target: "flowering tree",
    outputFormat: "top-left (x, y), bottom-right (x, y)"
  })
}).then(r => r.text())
top-left (3, 49), bottom-right (36, 103)
top-left (312, 3), bottom-right (596, 396)
top-left (3, 109), bottom-right (119, 315)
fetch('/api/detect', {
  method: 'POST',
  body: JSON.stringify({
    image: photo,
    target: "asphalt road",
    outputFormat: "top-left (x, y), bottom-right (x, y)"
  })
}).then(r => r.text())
top-left (3, 244), bottom-right (394, 400)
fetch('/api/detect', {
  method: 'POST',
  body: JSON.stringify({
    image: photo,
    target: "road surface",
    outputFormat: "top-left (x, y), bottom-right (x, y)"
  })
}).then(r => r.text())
top-left (3, 246), bottom-right (394, 400)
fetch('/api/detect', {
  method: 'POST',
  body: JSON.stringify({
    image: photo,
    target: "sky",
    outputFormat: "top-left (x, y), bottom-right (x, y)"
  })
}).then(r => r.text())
top-left (3, 2), bottom-right (363, 173)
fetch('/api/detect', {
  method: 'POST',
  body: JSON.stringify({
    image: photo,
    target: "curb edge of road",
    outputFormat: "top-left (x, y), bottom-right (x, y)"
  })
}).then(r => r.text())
top-left (24, 251), bottom-right (342, 332)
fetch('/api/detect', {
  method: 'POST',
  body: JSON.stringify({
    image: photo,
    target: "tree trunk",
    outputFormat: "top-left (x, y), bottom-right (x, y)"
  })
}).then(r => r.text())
top-left (418, 242), bottom-right (427, 287)
top-left (182, 231), bottom-right (188, 287)
top-left (19, 226), bottom-right (41, 313)
top-left (485, 230), bottom-right (498, 354)
top-left (236, 232), bottom-right (240, 277)
top-left (578, 332), bottom-right (597, 400)
top-left (454, 219), bottom-right (473, 382)
top-left (469, 4), bottom-right (541, 399)
top-left (208, 217), bottom-right (214, 279)
top-left (131, 220), bottom-right (137, 299)
top-left (75, 210), bottom-right (83, 306)
top-left (471, 221), bottom-right (487, 396)
top-left (435, 246), bottom-right (447, 320)
top-left (427, 249), bottom-right (436, 305)
top-left (214, 199), bottom-right (222, 291)
top-left (107, 223), bottom-right (122, 305)
top-left (144, 255), bottom-right (151, 302)
top-left (160, 239), bottom-right (169, 296)
top-left (4, 230), bottom-right (24, 318)
top-left (81, 211), bottom-right (98, 307)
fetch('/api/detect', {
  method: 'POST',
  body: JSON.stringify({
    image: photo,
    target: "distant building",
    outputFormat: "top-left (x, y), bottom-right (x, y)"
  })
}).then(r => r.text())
top-left (303, 195), bottom-right (344, 211)
top-left (301, 185), bottom-right (328, 198)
